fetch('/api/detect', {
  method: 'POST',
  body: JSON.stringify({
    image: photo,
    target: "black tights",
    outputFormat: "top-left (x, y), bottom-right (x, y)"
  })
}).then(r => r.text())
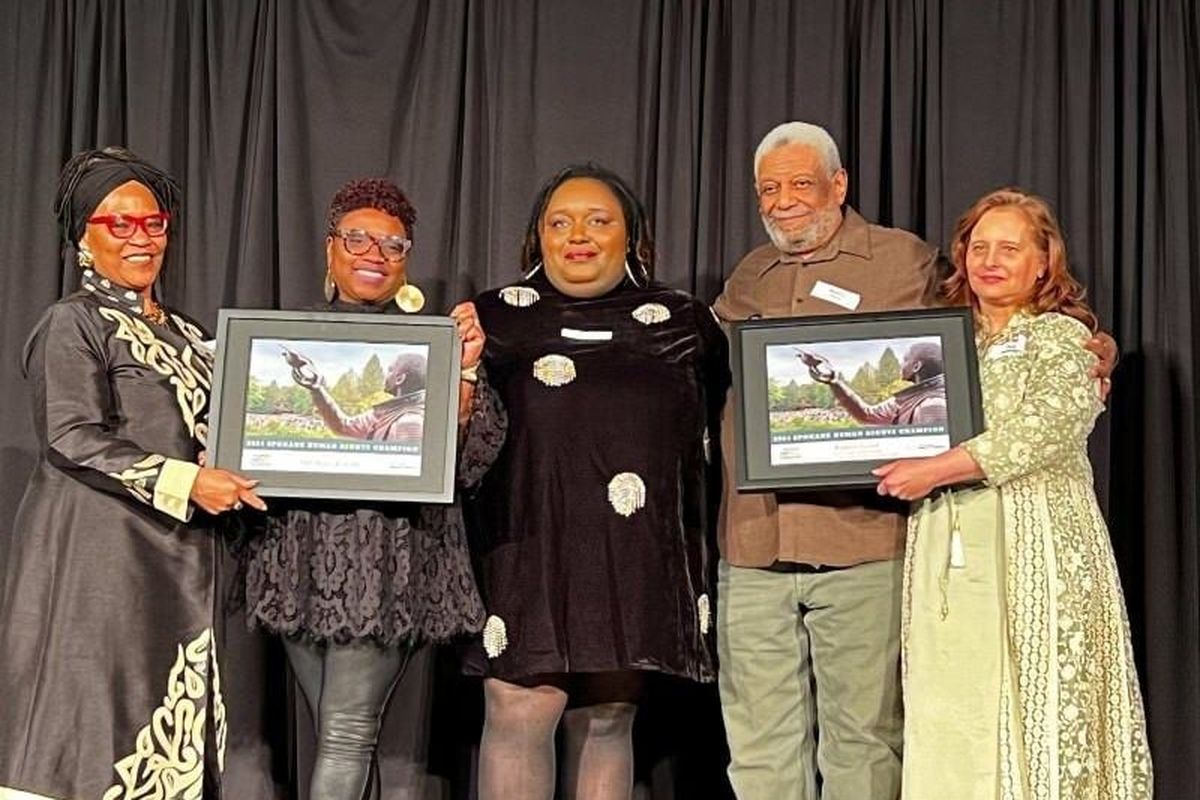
top-left (478, 672), bottom-right (641, 800)
top-left (284, 638), bottom-right (412, 800)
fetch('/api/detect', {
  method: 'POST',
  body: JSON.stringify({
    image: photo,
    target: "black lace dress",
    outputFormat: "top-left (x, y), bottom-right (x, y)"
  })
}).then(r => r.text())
top-left (242, 300), bottom-right (506, 646)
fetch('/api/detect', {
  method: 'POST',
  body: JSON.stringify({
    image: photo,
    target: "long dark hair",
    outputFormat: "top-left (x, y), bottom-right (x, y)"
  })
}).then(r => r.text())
top-left (519, 164), bottom-right (655, 282)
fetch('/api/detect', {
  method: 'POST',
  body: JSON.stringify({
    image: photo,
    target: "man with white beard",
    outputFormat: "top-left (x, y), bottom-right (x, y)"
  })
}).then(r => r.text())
top-left (711, 121), bottom-right (937, 800)
top-left (712, 121), bottom-right (1119, 800)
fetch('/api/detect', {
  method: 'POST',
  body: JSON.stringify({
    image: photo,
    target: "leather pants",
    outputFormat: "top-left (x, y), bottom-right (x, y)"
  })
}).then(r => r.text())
top-left (284, 637), bottom-right (413, 800)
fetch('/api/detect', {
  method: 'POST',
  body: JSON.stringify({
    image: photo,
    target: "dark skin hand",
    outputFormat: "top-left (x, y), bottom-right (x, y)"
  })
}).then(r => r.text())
top-left (1085, 332), bottom-right (1118, 400)
top-left (191, 457), bottom-right (267, 514)
top-left (450, 300), bottom-right (485, 426)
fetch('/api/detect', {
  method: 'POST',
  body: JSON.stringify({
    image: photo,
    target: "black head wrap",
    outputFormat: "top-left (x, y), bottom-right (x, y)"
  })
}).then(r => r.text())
top-left (53, 147), bottom-right (181, 246)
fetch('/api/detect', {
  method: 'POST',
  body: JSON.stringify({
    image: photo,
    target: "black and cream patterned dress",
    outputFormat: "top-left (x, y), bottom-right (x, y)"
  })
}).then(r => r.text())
top-left (242, 299), bottom-right (506, 647)
top-left (465, 271), bottom-right (730, 682)
top-left (0, 271), bottom-right (226, 800)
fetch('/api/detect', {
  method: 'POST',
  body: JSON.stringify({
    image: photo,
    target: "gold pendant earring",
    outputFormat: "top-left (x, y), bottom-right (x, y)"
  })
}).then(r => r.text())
top-left (323, 270), bottom-right (337, 302)
top-left (394, 282), bottom-right (425, 313)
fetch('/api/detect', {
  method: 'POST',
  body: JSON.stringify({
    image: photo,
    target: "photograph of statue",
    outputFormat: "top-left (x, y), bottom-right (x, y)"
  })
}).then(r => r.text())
top-left (764, 336), bottom-right (951, 466)
top-left (239, 338), bottom-right (430, 475)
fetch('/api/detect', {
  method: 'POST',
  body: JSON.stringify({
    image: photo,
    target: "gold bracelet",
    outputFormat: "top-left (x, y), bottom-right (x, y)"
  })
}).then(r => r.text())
top-left (460, 364), bottom-right (479, 384)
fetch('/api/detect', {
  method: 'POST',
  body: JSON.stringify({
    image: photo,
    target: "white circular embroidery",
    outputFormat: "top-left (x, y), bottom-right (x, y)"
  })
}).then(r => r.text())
top-left (499, 285), bottom-right (541, 307)
top-left (697, 593), bottom-right (711, 635)
top-left (631, 302), bottom-right (671, 325)
top-left (533, 354), bottom-right (576, 387)
top-left (483, 615), bottom-right (508, 659)
top-left (607, 472), bottom-right (647, 517)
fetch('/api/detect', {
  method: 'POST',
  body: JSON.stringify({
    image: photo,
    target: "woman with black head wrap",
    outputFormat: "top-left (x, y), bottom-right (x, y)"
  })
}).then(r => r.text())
top-left (0, 147), bottom-right (264, 800)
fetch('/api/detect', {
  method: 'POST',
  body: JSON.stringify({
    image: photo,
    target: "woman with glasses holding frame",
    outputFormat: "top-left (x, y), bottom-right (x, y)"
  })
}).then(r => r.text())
top-left (0, 147), bottom-right (265, 800)
top-left (240, 178), bottom-right (506, 800)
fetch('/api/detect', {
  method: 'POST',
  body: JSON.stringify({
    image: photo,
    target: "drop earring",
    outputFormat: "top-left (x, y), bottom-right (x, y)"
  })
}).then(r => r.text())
top-left (394, 280), bottom-right (425, 313)
top-left (624, 258), bottom-right (648, 288)
top-left (77, 245), bottom-right (94, 268)
top-left (323, 270), bottom-right (337, 303)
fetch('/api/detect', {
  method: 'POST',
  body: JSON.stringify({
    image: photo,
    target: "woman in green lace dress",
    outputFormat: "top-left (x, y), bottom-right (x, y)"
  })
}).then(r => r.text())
top-left (872, 188), bottom-right (1152, 799)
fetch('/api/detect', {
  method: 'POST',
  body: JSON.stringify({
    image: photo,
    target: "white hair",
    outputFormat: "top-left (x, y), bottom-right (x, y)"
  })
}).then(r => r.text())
top-left (753, 122), bottom-right (843, 179)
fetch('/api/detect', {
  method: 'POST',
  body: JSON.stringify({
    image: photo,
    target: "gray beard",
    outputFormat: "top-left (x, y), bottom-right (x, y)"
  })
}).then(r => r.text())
top-left (761, 207), bottom-right (842, 255)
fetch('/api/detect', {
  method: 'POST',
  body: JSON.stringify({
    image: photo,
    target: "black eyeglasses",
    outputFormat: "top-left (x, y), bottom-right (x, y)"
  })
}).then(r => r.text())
top-left (332, 228), bottom-right (412, 261)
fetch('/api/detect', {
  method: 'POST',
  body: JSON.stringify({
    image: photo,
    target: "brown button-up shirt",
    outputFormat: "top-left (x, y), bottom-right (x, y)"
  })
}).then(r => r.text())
top-left (713, 207), bottom-right (939, 567)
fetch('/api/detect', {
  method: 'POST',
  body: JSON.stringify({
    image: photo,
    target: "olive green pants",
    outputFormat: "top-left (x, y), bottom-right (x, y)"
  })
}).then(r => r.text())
top-left (717, 558), bottom-right (903, 800)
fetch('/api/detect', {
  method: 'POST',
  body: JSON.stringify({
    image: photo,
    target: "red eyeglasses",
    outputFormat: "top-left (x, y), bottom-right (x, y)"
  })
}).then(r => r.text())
top-left (87, 212), bottom-right (171, 238)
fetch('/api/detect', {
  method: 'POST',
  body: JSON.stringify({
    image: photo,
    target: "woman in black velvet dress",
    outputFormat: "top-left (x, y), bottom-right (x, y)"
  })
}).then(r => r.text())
top-left (242, 178), bottom-right (505, 800)
top-left (0, 147), bottom-right (265, 800)
top-left (468, 165), bottom-right (730, 799)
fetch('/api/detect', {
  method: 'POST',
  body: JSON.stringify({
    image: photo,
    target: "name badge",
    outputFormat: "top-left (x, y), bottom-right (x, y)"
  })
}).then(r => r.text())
top-left (561, 327), bottom-right (613, 341)
top-left (987, 334), bottom-right (1027, 359)
top-left (810, 280), bottom-right (861, 311)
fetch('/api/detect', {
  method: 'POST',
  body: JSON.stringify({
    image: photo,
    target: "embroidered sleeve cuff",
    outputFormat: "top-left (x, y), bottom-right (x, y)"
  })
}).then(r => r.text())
top-left (961, 435), bottom-right (1004, 486)
top-left (154, 458), bottom-right (200, 522)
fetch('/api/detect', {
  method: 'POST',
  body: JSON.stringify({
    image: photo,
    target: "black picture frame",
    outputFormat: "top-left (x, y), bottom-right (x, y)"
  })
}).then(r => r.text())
top-left (731, 306), bottom-right (984, 491)
top-left (207, 309), bottom-right (461, 502)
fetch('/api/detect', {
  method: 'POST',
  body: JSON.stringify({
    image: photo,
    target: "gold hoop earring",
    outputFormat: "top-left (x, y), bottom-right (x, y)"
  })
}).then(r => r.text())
top-left (323, 270), bottom-right (338, 302)
top-left (394, 281), bottom-right (425, 313)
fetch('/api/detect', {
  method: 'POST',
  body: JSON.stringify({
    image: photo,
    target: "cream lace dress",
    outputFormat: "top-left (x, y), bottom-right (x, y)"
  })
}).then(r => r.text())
top-left (901, 310), bottom-right (1152, 799)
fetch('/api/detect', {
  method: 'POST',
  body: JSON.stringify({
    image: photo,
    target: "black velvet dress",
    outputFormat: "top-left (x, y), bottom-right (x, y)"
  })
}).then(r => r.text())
top-left (242, 299), bottom-right (506, 646)
top-left (465, 271), bottom-right (730, 682)
top-left (0, 271), bottom-right (225, 800)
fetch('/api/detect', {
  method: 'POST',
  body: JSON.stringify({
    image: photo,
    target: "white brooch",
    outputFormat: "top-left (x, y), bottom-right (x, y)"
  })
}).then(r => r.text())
top-left (500, 286), bottom-right (541, 307)
top-left (483, 615), bottom-right (508, 658)
top-left (697, 594), bottom-right (711, 635)
top-left (631, 302), bottom-right (671, 325)
top-left (532, 354), bottom-right (576, 387)
top-left (607, 472), bottom-right (646, 517)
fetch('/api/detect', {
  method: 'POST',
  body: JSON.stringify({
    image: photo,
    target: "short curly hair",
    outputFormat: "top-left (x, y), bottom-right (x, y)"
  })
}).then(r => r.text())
top-left (326, 178), bottom-right (417, 241)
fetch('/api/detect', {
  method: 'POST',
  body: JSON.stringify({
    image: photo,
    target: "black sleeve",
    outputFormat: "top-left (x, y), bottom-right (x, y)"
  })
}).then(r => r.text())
top-left (24, 303), bottom-right (198, 519)
top-left (456, 365), bottom-right (507, 489)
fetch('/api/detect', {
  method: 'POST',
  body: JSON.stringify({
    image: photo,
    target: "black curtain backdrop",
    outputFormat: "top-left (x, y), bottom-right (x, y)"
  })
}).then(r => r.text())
top-left (1, 2), bottom-right (1197, 798)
